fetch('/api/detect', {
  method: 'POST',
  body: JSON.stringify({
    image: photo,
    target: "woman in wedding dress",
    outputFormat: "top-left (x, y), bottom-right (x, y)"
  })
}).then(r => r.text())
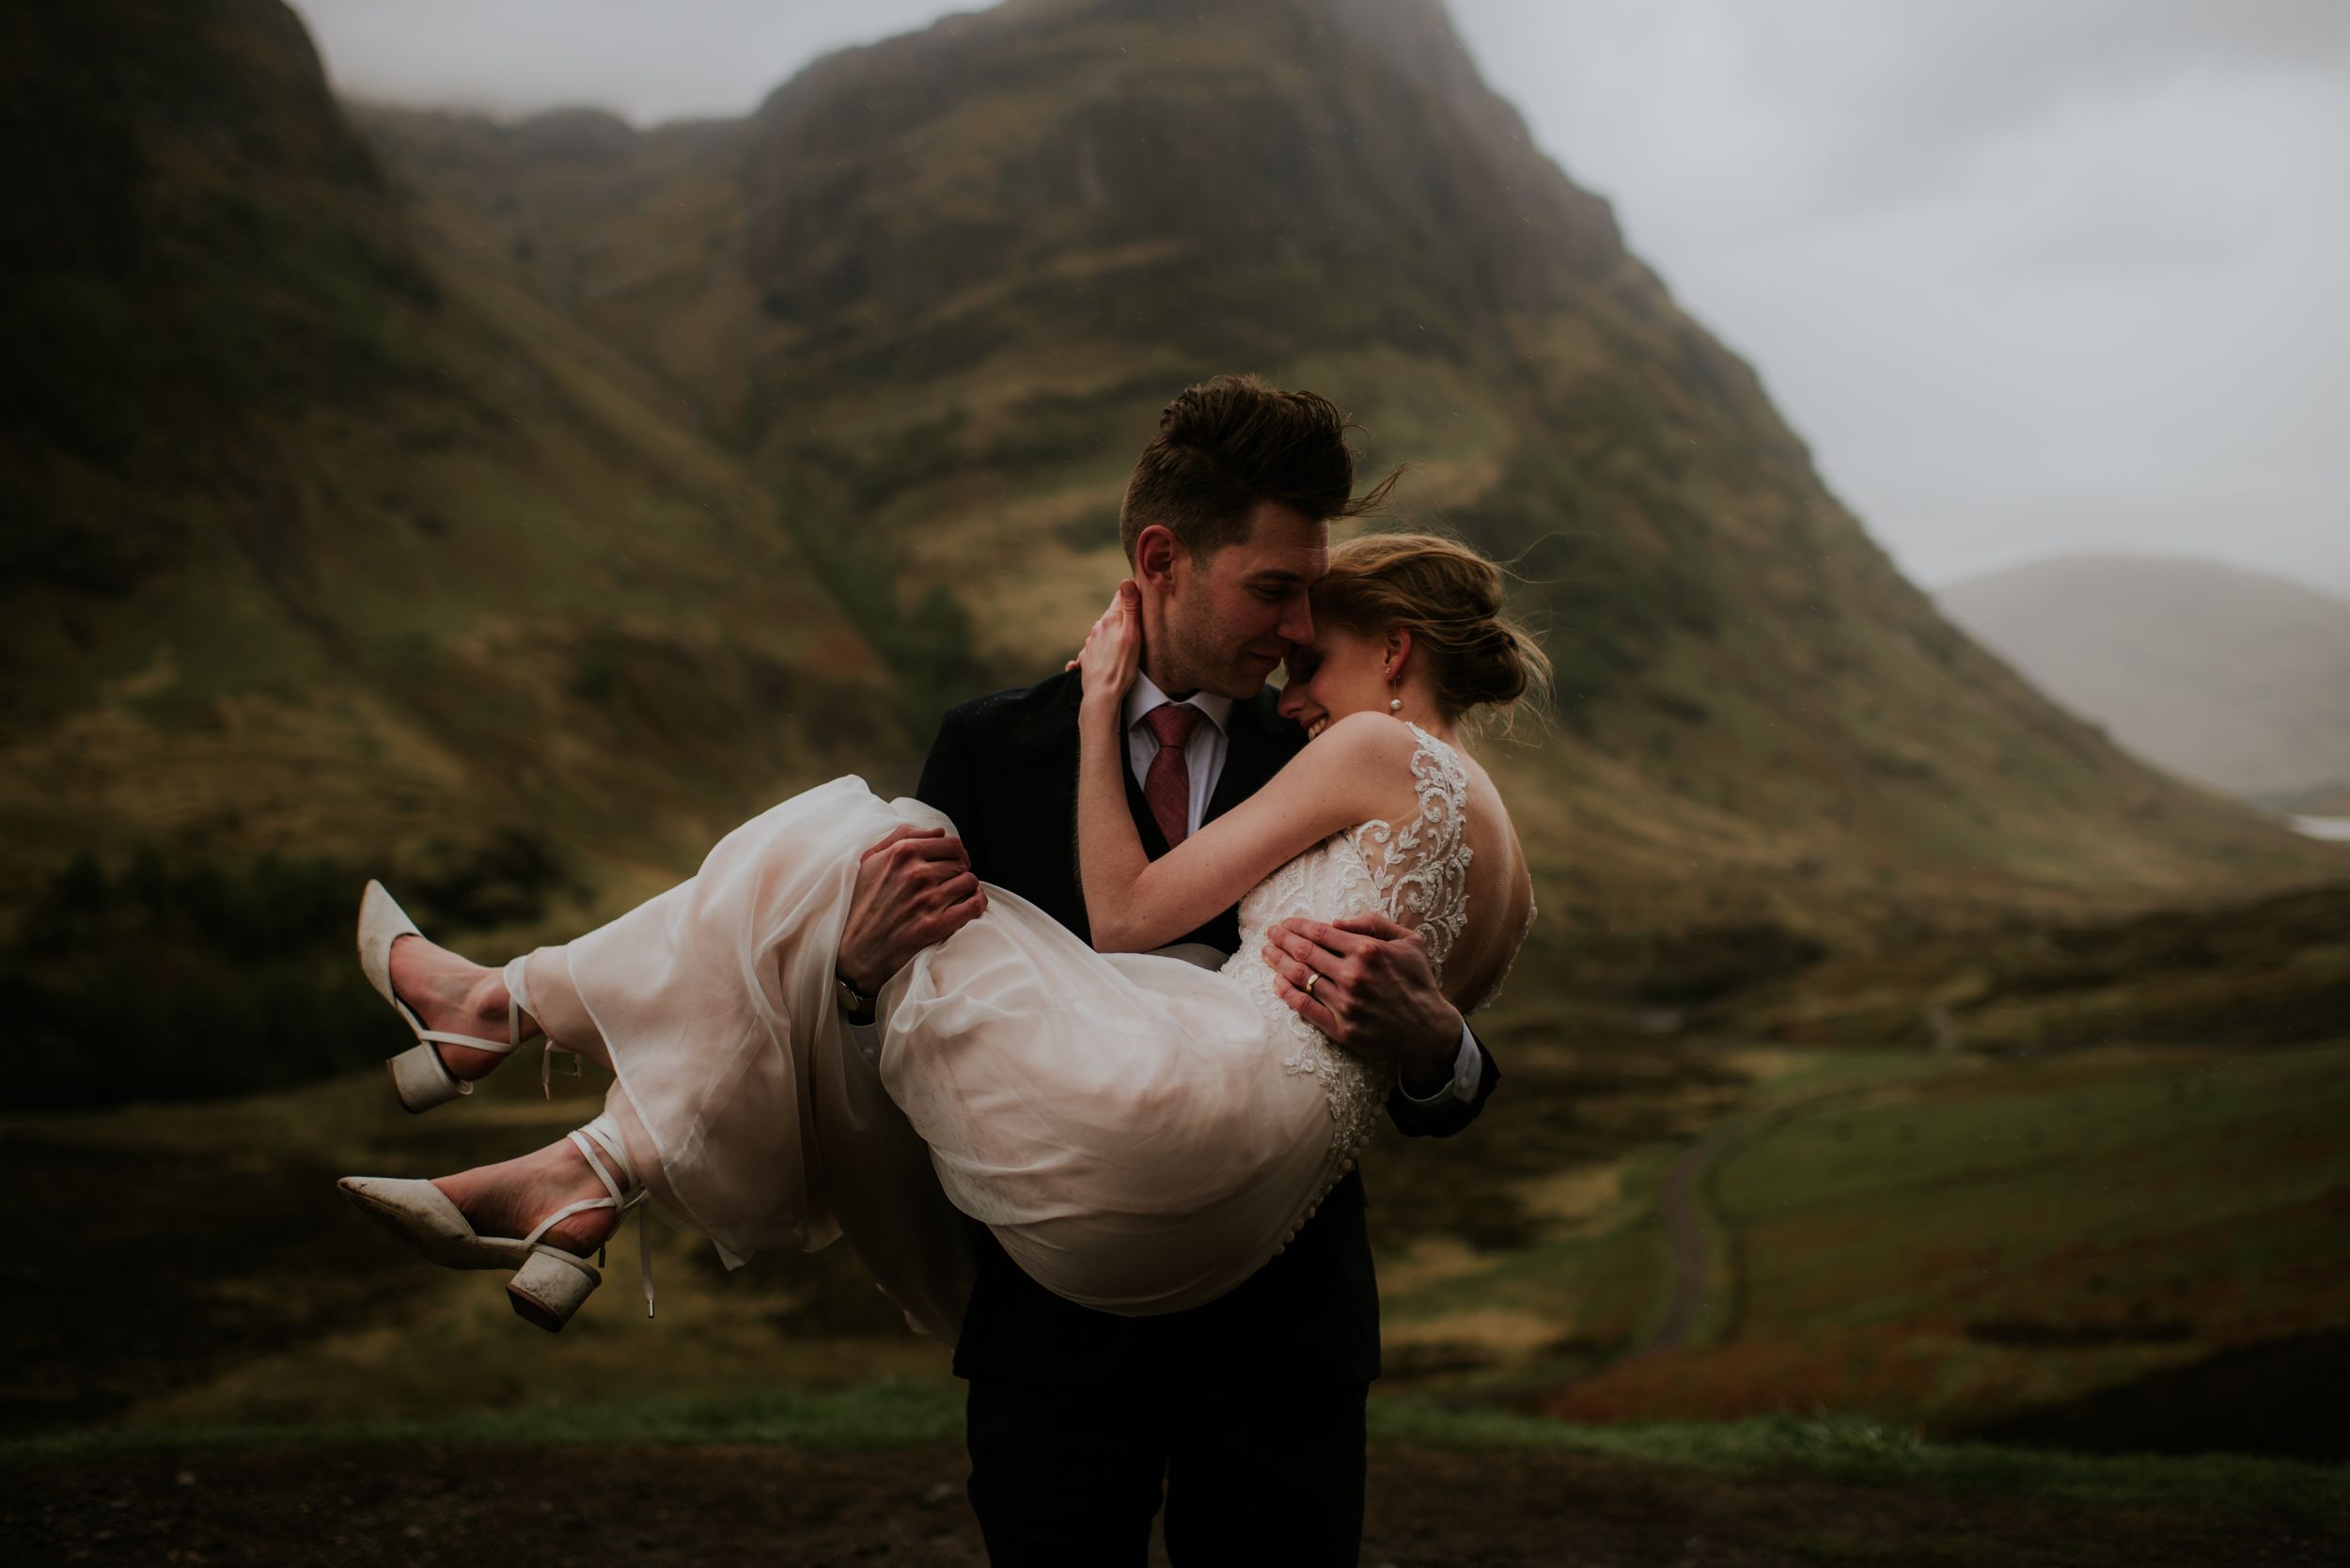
top-left (339, 532), bottom-right (1544, 1336)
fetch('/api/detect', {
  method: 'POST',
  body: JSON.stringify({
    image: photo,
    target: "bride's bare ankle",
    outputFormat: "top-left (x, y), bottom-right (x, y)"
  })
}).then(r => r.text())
top-left (510, 950), bottom-right (613, 1072)
top-left (462, 971), bottom-right (538, 1043)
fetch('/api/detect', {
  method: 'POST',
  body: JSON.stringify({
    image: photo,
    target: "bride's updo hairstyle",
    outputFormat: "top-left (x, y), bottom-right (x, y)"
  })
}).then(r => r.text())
top-left (1312, 532), bottom-right (1552, 734)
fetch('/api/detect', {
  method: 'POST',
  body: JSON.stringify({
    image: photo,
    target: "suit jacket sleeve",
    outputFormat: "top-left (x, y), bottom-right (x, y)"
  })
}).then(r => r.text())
top-left (1384, 1025), bottom-right (1499, 1139)
top-left (914, 704), bottom-right (981, 858)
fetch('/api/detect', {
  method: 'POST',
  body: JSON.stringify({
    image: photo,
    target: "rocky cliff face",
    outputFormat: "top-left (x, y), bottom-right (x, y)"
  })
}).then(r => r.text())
top-left (2, 0), bottom-right (426, 596)
top-left (738, 0), bottom-right (1624, 353)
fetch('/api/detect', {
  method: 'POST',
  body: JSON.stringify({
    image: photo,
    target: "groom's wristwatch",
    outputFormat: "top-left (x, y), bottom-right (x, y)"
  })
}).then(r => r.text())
top-left (834, 967), bottom-right (878, 1026)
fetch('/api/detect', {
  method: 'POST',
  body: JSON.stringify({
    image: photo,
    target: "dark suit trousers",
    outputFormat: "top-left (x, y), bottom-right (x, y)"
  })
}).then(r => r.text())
top-left (965, 1372), bottom-right (1369, 1566)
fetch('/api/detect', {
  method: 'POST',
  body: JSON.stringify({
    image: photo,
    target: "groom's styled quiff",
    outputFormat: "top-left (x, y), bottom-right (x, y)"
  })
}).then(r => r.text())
top-left (1119, 374), bottom-right (1400, 563)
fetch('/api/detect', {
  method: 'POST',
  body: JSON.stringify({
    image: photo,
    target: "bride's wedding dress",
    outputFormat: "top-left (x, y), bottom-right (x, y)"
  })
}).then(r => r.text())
top-left (563, 723), bottom-right (1511, 1339)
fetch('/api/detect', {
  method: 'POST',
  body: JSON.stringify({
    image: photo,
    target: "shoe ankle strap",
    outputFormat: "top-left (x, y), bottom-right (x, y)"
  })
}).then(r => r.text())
top-left (502, 954), bottom-right (582, 1100)
top-left (541, 1041), bottom-right (584, 1097)
top-left (557, 1114), bottom-right (657, 1320)
top-left (570, 1117), bottom-right (642, 1203)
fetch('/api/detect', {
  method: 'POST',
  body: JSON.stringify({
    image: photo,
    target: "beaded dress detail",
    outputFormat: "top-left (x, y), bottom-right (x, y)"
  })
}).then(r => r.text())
top-left (1217, 723), bottom-right (1476, 1250)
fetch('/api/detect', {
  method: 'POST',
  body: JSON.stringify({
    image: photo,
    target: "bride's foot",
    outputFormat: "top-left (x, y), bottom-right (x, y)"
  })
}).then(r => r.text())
top-left (432, 1137), bottom-right (617, 1258)
top-left (339, 1115), bottom-right (652, 1330)
top-left (388, 933), bottom-right (538, 1083)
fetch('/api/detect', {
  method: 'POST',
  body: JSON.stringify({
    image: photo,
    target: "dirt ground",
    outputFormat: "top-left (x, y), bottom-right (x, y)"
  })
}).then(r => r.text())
top-left (5, 1442), bottom-right (2341, 1568)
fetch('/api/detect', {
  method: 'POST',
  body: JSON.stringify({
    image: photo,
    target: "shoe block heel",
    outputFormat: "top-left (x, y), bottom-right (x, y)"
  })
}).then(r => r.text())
top-left (386, 1043), bottom-right (465, 1114)
top-left (508, 1249), bottom-right (599, 1332)
top-left (360, 879), bottom-right (534, 1115)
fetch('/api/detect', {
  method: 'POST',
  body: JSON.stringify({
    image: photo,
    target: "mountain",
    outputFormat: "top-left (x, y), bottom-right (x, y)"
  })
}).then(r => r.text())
top-left (352, 0), bottom-right (2341, 989)
top-left (0, 0), bottom-right (947, 1103)
top-left (0, 0), bottom-right (905, 921)
top-left (6, 0), bottom-right (2340, 1075)
top-left (1937, 556), bottom-right (2350, 804)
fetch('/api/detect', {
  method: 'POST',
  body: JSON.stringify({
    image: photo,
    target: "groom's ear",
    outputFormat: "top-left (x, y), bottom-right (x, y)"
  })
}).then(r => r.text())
top-left (1134, 524), bottom-right (1182, 591)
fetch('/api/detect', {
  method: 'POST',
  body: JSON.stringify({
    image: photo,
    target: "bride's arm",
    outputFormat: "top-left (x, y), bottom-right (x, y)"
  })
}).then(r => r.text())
top-left (1081, 723), bottom-right (1390, 952)
top-left (1073, 586), bottom-right (1399, 952)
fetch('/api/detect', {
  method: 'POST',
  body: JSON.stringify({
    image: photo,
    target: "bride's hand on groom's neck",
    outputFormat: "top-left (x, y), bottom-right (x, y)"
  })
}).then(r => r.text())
top-left (1075, 580), bottom-right (1144, 713)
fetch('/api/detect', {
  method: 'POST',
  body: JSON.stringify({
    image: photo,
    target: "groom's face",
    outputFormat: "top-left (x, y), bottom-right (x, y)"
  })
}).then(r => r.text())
top-left (1158, 502), bottom-right (1328, 700)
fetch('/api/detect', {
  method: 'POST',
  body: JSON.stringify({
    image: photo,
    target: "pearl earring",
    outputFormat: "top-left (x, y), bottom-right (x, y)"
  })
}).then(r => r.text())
top-left (1385, 664), bottom-right (1402, 714)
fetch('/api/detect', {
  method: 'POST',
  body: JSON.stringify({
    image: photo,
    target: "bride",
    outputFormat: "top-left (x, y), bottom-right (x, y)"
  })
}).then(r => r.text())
top-left (339, 531), bottom-right (1543, 1336)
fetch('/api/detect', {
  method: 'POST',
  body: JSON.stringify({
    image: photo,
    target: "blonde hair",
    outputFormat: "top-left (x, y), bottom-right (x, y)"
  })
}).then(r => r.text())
top-left (1312, 531), bottom-right (1552, 733)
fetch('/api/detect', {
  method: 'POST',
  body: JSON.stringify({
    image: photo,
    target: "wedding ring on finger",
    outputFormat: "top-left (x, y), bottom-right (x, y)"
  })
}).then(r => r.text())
top-left (1303, 971), bottom-right (1320, 997)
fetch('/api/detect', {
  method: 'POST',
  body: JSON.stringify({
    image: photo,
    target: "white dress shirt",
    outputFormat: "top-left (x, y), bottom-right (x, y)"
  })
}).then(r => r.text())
top-left (853, 680), bottom-right (1482, 1104)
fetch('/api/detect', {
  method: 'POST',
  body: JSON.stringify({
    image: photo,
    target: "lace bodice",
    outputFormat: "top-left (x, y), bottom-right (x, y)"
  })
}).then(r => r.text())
top-left (1217, 722), bottom-right (1491, 1248)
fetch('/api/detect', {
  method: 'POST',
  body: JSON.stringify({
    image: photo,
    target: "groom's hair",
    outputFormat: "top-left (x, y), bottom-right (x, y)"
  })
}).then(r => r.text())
top-left (1119, 374), bottom-right (1399, 564)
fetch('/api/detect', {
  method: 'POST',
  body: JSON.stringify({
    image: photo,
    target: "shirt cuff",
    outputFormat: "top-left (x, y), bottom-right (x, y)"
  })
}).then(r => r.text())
top-left (848, 1019), bottom-right (883, 1071)
top-left (1399, 1021), bottom-right (1481, 1105)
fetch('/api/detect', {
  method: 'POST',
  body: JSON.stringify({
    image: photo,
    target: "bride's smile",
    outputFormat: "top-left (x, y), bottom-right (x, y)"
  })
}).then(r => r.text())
top-left (1279, 623), bottom-right (1414, 739)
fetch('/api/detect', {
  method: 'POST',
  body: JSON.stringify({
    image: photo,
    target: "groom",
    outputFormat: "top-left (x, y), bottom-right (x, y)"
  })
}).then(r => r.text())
top-left (834, 375), bottom-right (1500, 1565)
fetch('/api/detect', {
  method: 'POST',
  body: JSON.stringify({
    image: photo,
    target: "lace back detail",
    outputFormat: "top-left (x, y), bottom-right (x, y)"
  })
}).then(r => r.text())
top-left (1342, 723), bottom-right (1473, 974)
top-left (1218, 722), bottom-right (1484, 1255)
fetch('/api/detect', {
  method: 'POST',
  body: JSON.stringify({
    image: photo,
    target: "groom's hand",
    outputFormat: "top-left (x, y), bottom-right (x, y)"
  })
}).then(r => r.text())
top-left (837, 825), bottom-right (985, 994)
top-left (1261, 914), bottom-right (1462, 1092)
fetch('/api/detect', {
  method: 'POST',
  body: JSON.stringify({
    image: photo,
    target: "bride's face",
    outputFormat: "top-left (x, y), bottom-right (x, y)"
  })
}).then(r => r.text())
top-left (1277, 624), bottom-right (1392, 738)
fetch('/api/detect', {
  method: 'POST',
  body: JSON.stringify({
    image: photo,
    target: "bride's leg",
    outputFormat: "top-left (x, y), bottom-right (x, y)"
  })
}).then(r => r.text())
top-left (509, 946), bottom-right (612, 1072)
top-left (384, 939), bottom-right (616, 1080)
top-left (592, 1074), bottom-right (691, 1224)
top-left (429, 1078), bottom-right (685, 1248)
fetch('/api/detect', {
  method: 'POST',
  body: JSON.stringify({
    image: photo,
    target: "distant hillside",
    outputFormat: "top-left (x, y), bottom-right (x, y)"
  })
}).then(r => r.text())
top-left (354, 0), bottom-right (2341, 991)
top-left (2280, 783), bottom-right (2350, 817)
top-left (1938, 556), bottom-right (2350, 803)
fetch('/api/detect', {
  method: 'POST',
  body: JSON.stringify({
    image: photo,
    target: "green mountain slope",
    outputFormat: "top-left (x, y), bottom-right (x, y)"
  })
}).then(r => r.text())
top-left (355, 0), bottom-right (2343, 996)
top-left (1, 0), bottom-right (903, 922)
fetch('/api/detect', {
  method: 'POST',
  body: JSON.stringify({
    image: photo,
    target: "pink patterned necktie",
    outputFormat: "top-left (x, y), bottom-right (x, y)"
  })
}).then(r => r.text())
top-left (1142, 702), bottom-right (1203, 849)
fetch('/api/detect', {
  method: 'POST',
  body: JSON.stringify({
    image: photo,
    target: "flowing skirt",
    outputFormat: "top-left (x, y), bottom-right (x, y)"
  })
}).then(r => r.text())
top-left (556, 777), bottom-right (1337, 1341)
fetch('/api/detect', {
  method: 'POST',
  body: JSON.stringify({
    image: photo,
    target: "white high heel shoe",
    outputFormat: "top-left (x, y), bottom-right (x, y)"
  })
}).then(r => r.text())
top-left (337, 1116), bottom-right (658, 1331)
top-left (357, 880), bottom-right (578, 1111)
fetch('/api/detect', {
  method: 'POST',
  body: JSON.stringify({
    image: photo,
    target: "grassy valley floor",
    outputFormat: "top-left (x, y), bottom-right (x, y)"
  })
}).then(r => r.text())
top-left (7, 1026), bottom-right (2345, 1560)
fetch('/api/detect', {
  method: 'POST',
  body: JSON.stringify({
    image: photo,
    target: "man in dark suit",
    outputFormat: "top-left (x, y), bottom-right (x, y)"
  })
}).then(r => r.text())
top-left (834, 376), bottom-right (1499, 1564)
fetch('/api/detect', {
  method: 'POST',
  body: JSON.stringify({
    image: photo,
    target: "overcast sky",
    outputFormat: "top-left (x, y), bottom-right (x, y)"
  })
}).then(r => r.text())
top-left (292, 0), bottom-right (2350, 597)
